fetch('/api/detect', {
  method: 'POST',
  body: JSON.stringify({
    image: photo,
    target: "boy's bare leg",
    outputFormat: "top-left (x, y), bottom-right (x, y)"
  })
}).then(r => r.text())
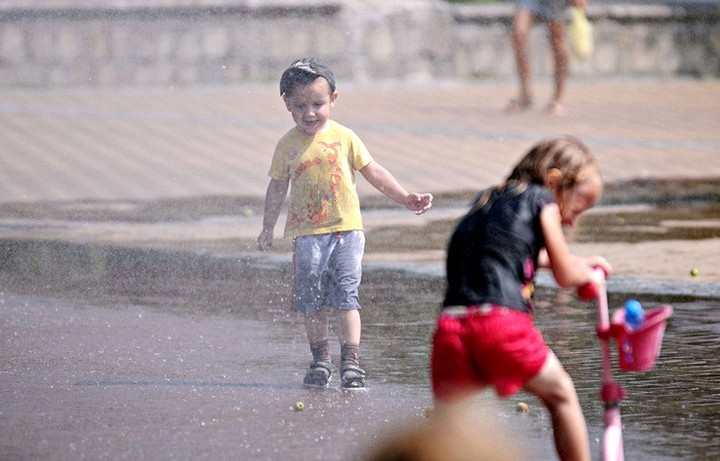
top-left (524, 353), bottom-right (590, 461)
top-left (336, 309), bottom-right (365, 388)
top-left (336, 309), bottom-right (361, 346)
top-left (303, 309), bottom-right (361, 352)
top-left (302, 309), bottom-right (334, 387)
top-left (546, 19), bottom-right (569, 115)
top-left (304, 309), bottom-right (329, 345)
top-left (508, 8), bottom-right (535, 111)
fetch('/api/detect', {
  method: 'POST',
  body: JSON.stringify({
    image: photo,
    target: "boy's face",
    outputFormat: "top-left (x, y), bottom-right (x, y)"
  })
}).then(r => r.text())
top-left (283, 77), bottom-right (337, 136)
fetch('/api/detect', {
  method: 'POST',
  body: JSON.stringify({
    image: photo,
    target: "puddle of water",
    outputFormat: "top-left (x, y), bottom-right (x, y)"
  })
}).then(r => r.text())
top-left (1, 240), bottom-right (718, 459)
top-left (363, 199), bottom-right (720, 254)
top-left (574, 201), bottom-right (720, 244)
top-left (361, 283), bottom-right (720, 460)
top-left (3, 178), bottom-right (718, 256)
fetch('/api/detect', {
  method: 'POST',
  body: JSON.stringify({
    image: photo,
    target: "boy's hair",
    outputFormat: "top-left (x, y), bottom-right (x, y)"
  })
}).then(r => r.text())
top-left (507, 136), bottom-right (598, 188)
top-left (279, 57), bottom-right (336, 97)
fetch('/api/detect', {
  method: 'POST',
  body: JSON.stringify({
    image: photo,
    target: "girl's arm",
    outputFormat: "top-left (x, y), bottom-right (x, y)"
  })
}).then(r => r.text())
top-left (257, 178), bottom-right (290, 251)
top-left (360, 161), bottom-right (433, 215)
top-left (540, 203), bottom-right (611, 287)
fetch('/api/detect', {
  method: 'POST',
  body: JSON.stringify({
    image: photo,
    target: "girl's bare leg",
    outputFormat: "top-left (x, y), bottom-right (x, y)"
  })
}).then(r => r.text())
top-left (524, 353), bottom-right (590, 461)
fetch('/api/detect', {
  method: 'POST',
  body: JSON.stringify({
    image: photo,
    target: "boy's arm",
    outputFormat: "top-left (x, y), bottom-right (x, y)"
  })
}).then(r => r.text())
top-left (257, 178), bottom-right (290, 251)
top-left (359, 161), bottom-right (433, 215)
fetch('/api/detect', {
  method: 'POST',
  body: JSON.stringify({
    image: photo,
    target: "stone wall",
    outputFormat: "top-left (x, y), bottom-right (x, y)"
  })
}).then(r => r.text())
top-left (0, 0), bottom-right (718, 88)
top-left (451, 2), bottom-right (720, 80)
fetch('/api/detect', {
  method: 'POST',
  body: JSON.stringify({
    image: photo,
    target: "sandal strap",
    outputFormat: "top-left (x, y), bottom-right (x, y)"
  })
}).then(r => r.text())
top-left (341, 363), bottom-right (366, 390)
top-left (341, 364), bottom-right (366, 385)
top-left (310, 360), bottom-right (333, 374)
top-left (341, 363), bottom-right (365, 377)
top-left (303, 360), bottom-right (333, 388)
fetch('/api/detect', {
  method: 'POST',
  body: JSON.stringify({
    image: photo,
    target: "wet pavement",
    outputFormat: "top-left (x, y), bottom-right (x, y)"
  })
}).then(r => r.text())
top-left (2, 250), bottom-right (718, 460)
top-left (1, 78), bottom-right (720, 460)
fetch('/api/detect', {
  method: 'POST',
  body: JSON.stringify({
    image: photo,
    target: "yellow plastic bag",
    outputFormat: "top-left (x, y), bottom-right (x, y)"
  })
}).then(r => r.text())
top-left (570, 7), bottom-right (593, 60)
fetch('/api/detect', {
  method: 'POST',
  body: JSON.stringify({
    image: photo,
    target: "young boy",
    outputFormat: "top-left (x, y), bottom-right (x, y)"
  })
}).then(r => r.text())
top-left (257, 58), bottom-right (433, 391)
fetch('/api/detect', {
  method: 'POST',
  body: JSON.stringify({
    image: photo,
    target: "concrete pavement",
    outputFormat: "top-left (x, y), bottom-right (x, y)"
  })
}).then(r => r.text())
top-left (1, 79), bottom-right (719, 203)
top-left (0, 78), bottom-right (719, 285)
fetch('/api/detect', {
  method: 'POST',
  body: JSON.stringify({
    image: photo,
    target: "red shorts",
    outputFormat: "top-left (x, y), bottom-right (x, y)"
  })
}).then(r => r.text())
top-left (431, 305), bottom-right (549, 400)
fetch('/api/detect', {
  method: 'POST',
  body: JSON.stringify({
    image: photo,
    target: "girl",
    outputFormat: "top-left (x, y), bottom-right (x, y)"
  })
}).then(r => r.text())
top-left (430, 136), bottom-right (611, 461)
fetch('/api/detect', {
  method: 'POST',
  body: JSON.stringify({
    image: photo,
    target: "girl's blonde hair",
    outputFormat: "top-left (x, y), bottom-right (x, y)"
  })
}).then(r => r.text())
top-left (471, 136), bottom-right (599, 213)
top-left (507, 136), bottom-right (598, 189)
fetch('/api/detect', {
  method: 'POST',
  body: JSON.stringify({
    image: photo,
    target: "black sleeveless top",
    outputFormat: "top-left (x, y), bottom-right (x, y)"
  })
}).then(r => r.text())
top-left (442, 182), bottom-right (555, 313)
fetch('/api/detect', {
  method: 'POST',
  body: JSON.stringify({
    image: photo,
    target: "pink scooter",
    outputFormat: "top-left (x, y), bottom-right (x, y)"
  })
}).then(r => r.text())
top-left (578, 269), bottom-right (673, 461)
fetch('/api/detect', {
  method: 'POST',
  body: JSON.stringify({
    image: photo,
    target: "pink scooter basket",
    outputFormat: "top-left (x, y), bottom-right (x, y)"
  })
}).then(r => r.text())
top-left (611, 305), bottom-right (673, 372)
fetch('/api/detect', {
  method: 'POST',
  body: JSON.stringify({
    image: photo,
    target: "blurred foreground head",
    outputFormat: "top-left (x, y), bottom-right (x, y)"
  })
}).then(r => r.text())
top-left (364, 401), bottom-right (522, 461)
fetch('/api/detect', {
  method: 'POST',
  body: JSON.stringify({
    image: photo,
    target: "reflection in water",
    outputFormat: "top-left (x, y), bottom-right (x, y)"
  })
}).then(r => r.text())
top-left (363, 283), bottom-right (720, 461)
top-left (1, 240), bottom-right (718, 459)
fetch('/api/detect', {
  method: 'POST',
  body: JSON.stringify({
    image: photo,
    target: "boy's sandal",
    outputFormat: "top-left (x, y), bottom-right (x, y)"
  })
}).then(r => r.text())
top-left (505, 98), bottom-right (533, 113)
top-left (341, 363), bottom-right (366, 391)
top-left (303, 360), bottom-right (333, 389)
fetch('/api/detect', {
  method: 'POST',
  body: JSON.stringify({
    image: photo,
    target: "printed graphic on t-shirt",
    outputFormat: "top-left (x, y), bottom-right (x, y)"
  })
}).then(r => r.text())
top-left (287, 141), bottom-right (343, 227)
top-left (269, 122), bottom-right (373, 237)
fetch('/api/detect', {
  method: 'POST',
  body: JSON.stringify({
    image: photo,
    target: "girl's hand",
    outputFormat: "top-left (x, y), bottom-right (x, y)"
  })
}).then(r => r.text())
top-left (571, 0), bottom-right (588, 8)
top-left (577, 266), bottom-right (605, 300)
top-left (405, 193), bottom-right (433, 215)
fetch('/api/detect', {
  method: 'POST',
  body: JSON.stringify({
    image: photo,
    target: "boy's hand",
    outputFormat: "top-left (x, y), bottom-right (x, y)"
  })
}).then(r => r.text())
top-left (257, 228), bottom-right (274, 251)
top-left (405, 193), bottom-right (433, 215)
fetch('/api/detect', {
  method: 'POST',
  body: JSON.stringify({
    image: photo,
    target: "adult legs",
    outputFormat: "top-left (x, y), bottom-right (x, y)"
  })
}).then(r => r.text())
top-left (508, 8), bottom-right (535, 111)
top-left (546, 19), bottom-right (570, 114)
top-left (524, 352), bottom-right (590, 461)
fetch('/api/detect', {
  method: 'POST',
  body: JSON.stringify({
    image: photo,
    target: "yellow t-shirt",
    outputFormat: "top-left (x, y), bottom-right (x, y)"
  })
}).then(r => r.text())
top-left (269, 121), bottom-right (374, 238)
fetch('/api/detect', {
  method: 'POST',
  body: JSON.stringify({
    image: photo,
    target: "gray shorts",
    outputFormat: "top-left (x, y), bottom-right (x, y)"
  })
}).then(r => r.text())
top-left (291, 231), bottom-right (364, 314)
top-left (519, 0), bottom-right (570, 21)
